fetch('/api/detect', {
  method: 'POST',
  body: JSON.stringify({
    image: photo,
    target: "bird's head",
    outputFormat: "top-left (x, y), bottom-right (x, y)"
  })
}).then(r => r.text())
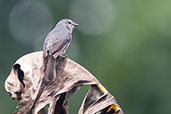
top-left (56, 19), bottom-right (79, 33)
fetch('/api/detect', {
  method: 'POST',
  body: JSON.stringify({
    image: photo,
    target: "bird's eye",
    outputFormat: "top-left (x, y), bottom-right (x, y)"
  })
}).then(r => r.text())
top-left (68, 21), bottom-right (71, 24)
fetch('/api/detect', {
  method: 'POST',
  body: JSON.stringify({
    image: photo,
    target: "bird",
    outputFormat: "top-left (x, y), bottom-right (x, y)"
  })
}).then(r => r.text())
top-left (43, 19), bottom-right (78, 59)
top-left (42, 19), bottom-right (78, 81)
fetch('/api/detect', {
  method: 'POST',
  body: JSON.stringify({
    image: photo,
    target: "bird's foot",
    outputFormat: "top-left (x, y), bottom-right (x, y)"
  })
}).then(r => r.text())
top-left (60, 53), bottom-right (68, 58)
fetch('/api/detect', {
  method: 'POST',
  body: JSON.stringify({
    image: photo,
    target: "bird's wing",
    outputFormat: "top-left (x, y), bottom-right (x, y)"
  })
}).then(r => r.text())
top-left (43, 35), bottom-right (63, 57)
top-left (50, 38), bottom-right (71, 58)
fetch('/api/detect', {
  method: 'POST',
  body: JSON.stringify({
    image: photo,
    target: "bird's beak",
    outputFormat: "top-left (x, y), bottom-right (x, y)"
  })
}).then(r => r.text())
top-left (73, 22), bottom-right (79, 27)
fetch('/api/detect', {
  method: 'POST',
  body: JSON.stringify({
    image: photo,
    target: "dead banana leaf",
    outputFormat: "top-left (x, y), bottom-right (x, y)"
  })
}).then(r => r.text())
top-left (5, 51), bottom-right (124, 114)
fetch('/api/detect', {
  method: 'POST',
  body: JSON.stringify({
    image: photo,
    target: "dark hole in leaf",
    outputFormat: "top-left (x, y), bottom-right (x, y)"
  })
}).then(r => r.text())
top-left (15, 91), bottom-right (22, 100)
top-left (13, 64), bottom-right (25, 88)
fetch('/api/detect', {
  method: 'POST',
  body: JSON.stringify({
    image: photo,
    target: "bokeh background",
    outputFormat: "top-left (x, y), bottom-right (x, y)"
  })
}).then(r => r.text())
top-left (0, 0), bottom-right (171, 113)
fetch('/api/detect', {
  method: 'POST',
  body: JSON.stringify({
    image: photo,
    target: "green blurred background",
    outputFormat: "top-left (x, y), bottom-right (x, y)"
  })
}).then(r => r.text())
top-left (1, 0), bottom-right (171, 113)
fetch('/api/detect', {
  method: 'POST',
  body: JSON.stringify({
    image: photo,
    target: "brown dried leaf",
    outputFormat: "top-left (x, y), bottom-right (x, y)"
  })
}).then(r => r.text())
top-left (4, 51), bottom-right (124, 114)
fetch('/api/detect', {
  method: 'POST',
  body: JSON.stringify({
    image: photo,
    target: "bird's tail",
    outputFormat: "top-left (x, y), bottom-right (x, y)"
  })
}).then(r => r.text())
top-left (43, 55), bottom-right (55, 81)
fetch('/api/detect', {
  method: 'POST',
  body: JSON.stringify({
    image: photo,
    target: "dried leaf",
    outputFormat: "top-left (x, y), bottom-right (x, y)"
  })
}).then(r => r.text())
top-left (5, 51), bottom-right (124, 114)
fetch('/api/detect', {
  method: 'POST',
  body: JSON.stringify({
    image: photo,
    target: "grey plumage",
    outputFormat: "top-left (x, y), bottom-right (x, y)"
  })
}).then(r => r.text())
top-left (43, 19), bottom-right (78, 58)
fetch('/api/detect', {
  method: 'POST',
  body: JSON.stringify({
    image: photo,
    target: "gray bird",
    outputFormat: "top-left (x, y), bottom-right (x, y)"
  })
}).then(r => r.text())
top-left (43, 19), bottom-right (78, 58)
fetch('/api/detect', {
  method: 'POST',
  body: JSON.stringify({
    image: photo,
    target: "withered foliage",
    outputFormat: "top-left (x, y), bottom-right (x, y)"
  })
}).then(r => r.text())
top-left (5, 51), bottom-right (124, 114)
